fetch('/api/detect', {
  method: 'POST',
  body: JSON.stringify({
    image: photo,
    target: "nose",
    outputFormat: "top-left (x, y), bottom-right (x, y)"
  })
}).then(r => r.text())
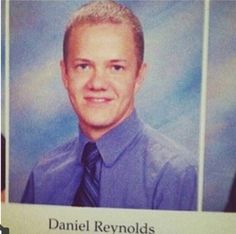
top-left (87, 67), bottom-right (108, 91)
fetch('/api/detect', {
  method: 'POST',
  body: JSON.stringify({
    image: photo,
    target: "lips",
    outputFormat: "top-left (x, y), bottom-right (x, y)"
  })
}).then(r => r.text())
top-left (84, 96), bottom-right (113, 103)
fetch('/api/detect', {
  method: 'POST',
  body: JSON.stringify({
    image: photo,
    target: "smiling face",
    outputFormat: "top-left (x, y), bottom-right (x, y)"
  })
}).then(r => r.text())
top-left (61, 23), bottom-right (146, 140)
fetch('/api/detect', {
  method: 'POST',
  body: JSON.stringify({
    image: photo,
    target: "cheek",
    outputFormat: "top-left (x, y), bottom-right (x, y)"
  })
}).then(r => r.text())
top-left (112, 69), bottom-right (136, 84)
top-left (67, 78), bottom-right (84, 94)
top-left (66, 85), bottom-right (83, 106)
top-left (113, 78), bottom-right (136, 97)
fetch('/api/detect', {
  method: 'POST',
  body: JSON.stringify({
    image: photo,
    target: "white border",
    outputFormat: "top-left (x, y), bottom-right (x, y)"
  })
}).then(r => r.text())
top-left (197, 0), bottom-right (210, 212)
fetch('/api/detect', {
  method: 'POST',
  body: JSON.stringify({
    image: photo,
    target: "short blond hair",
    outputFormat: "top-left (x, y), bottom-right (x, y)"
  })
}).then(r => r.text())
top-left (63, 0), bottom-right (144, 68)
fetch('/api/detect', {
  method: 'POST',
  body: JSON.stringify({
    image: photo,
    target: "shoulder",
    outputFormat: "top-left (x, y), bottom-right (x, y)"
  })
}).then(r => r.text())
top-left (139, 123), bottom-right (197, 209)
top-left (22, 137), bottom-right (81, 204)
top-left (32, 137), bottom-right (79, 176)
top-left (139, 122), bottom-right (197, 172)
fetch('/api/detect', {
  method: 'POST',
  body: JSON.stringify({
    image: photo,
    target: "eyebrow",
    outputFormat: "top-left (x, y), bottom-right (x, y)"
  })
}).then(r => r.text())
top-left (73, 58), bottom-right (128, 64)
top-left (109, 59), bottom-right (127, 64)
top-left (73, 58), bottom-right (92, 63)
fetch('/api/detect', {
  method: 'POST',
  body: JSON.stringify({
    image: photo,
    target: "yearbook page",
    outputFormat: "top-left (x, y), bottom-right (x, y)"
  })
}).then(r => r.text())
top-left (1, 1), bottom-right (235, 234)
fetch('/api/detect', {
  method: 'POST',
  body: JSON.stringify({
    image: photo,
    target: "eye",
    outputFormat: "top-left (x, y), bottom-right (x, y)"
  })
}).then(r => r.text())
top-left (75, 63), bottom-right (91, 71)
top-left (111, 65), bottom-right (125, 72)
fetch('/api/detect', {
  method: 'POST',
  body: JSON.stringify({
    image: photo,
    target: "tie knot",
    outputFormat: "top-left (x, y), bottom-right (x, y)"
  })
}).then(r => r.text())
top-left (82, 142), bottom-right (100, 169)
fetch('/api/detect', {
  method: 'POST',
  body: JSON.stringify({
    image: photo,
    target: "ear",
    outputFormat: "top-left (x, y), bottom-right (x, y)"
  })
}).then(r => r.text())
top-left (134, 63), bottom-right (147, 93)
top-left (60, 60), bottom-right (69, 89)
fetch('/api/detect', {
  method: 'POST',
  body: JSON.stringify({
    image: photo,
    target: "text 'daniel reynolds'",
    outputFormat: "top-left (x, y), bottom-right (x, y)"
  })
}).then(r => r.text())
top-left (49, 218), bottom-right (156, 234)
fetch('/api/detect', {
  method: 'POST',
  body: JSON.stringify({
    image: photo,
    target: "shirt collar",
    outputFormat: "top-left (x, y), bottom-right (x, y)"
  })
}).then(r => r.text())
top-left (77, 110), bottom-right (142, 167)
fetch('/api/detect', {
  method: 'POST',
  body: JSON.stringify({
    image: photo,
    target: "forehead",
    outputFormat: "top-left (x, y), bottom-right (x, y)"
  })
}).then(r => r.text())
top-left (68, 23), bottom-right (136, 53)
top-left (70, 22), bottom-right (134, 40)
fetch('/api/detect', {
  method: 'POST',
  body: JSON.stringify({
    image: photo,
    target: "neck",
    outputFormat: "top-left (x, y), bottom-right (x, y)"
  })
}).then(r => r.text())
top-left (80, 126), bottom-right (110, 141)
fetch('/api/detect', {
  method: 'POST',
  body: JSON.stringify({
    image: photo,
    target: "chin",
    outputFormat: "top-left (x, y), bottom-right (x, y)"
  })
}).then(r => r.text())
top-left (81, 114), bottom-right (120, 131)
top-left (86, 118), bottom-right (116, 129)
top-left (78, 108), bottom-right (132, 134)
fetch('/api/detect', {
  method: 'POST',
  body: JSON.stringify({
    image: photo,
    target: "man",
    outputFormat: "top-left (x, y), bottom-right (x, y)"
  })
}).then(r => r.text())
top-left (22, 0), bottom-right (197, 210)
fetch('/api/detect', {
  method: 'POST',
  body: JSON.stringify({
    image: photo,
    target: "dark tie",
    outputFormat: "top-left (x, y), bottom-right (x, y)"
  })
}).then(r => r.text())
top-left (72, 142), bottom-right (101, 207)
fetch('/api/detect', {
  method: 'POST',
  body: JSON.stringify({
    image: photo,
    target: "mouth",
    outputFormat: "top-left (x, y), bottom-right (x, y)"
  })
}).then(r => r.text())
top-left (84, 96), bottom-right (113, 104)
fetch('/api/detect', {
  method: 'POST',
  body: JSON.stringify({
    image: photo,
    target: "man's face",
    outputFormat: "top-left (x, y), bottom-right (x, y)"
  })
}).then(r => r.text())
top-left (61, 23), bottom-right (146, 140)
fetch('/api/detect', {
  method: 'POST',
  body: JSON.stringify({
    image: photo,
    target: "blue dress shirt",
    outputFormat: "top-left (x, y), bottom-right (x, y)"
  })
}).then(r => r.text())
top-left (22, 111), bottom-right (197, 210)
